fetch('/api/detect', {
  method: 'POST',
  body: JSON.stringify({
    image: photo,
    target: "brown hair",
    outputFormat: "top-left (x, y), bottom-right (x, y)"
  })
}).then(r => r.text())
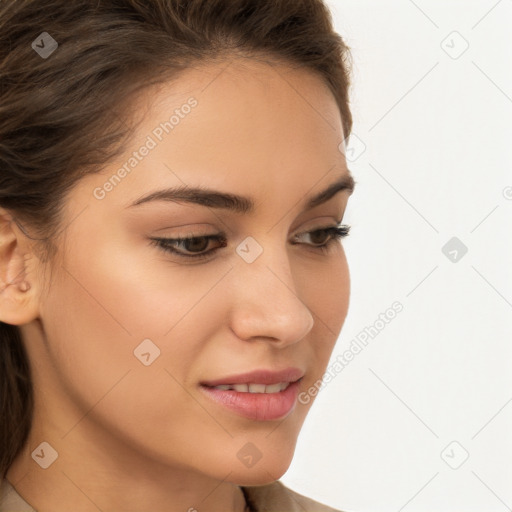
top-left (0, 0), bottom-right (353, 479)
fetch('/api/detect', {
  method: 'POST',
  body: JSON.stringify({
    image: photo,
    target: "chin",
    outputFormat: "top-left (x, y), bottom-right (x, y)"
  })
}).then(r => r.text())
top-left (230, 469), bottom-right (289, 487)
top-left (226, 452), bottom-right (295, 487)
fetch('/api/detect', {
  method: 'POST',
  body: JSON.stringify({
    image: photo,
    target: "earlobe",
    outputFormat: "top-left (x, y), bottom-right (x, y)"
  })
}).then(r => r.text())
top-left (0, 209), bottom-right (40, 326)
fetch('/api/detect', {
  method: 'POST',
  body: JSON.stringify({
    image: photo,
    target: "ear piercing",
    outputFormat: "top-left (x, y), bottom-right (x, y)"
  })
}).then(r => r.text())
top-left (18, 281), bottom-right (31, 292)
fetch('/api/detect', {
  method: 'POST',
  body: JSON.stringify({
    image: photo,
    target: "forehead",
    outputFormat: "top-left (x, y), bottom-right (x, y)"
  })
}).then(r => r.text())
top-left (134, 55), bottom-right (345, 144)
top-left (67, 57), bottom-right (350, 223)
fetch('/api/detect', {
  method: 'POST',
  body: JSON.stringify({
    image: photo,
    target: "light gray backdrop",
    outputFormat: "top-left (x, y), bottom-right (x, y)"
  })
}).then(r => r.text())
top-left (281, 1), bottom-right (512, 511)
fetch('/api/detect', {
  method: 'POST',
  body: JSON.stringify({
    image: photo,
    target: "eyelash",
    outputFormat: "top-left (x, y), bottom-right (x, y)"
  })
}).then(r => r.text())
top-left (149, 224), bottom-right (351, 262)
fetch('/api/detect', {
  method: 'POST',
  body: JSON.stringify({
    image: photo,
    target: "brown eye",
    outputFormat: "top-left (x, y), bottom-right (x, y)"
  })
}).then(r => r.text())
top-left (293, 225), bottom-right (350, 247)
top-left (308, 229), bottom-right (332, 245)
top-left (150, 234), bottom-right (228, 260)
top-left (183, 236), bottom-right (211, 253)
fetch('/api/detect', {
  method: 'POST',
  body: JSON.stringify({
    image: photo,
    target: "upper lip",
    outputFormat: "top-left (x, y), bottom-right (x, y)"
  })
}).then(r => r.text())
top-left (200, 367), bottom-right (304, 387)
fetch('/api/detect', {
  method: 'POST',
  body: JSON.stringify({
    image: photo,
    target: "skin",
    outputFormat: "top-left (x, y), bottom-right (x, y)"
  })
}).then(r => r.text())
top-left (0, 56), bottom-right (354, 512)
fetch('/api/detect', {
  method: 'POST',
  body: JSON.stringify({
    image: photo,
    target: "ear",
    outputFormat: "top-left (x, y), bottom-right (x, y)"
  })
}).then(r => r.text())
top-left (0, 208), bottom-right (40, 325)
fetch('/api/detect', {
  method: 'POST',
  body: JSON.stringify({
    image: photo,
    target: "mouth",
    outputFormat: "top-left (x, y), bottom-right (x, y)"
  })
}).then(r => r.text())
top-left (199, 367), bottom-right (304, 421)
top-left (205, 382), bottom-right (292, 393)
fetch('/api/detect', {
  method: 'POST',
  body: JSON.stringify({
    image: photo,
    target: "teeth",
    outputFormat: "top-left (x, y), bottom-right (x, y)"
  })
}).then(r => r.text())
top-left (213, 384), bottom-right (231, 391)
top-left (264, 383), bottom-right (283, 393)
top-left (248, 383), bottom-right (266, 393)
top-left (212, 382), bottom-right (290, 393)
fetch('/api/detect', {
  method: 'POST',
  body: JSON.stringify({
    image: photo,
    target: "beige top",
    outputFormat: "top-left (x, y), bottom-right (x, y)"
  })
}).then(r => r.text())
top-left (0, 478), bottom-right (344, 512)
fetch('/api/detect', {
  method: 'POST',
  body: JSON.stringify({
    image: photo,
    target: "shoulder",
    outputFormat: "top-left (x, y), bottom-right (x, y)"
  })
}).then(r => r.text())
top-left (241, 480), bottom-right (347, 512)
top-left (0, 478), bottom-right (36, 512)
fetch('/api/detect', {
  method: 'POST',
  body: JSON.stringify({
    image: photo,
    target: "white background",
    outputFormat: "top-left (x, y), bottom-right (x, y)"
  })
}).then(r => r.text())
top-left (281, 1), bottom-right (512, 511)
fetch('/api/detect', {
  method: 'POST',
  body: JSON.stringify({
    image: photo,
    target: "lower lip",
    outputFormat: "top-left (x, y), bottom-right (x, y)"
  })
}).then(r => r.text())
top-left (199, 380), bottom-right (301, 421)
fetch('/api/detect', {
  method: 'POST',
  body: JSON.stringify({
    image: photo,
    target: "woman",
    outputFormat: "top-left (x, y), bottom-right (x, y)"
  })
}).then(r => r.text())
top-left (0, 0), bottom-right (355, 510)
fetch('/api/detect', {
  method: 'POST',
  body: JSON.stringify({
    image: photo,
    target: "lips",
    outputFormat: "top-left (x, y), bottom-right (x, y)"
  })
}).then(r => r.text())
top-left (200, 367), bottom-right (304, 387)
top-left (199, 367), bottom-right (304, 421)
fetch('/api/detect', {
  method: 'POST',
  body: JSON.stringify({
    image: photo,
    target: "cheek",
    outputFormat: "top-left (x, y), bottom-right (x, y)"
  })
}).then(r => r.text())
top-left (48, 228), bottom-right (225, 342)
top-left (38, 237), bottom-right (232, 420)
top-left (302, 247), bottom-right (350, 338)
top-left (298, 249), bottom-right (350, 380)
top-left (38, 260), bottom-right (226, 460)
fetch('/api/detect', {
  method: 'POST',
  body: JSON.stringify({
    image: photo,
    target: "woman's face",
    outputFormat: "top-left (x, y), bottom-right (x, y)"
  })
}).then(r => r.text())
top-left (23, 57), bottom-right (353, 485)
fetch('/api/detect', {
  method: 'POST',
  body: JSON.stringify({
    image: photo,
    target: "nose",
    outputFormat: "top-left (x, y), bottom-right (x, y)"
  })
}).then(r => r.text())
top-left (228, 244), bottom-right (315, 347)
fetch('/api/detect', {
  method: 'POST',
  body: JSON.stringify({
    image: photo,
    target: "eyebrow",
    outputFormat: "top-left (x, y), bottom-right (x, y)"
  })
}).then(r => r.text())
top-left (128, 172), bottom-right (356, 214)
